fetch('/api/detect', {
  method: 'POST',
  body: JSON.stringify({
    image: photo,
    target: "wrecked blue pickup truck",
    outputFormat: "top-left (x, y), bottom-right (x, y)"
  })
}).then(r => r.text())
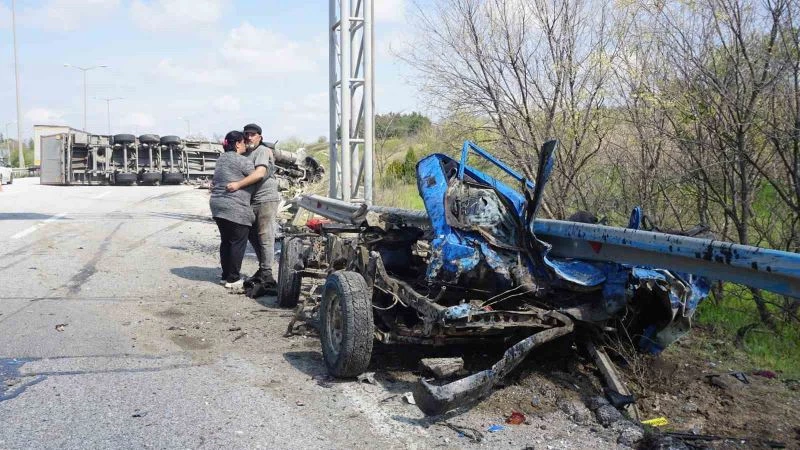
top-left (282, 140), bottom-right (800, 415)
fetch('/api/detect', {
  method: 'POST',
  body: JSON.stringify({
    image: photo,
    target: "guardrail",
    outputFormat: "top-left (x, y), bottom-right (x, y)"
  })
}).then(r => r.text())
top-left (293, 194), bottom-right (800, 299)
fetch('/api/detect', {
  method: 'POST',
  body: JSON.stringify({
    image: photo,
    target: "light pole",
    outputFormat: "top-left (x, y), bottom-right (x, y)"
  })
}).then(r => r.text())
top-left (4, 122), bottom-right (16, 161)
top-left (177, 117), bottom-right (191, 137)
top-left (64, 64), bottom-right (108, 131)
top-left (11, 0), bottom-right (24, 168)
top-left (96, 97), bottom-right (123, 135)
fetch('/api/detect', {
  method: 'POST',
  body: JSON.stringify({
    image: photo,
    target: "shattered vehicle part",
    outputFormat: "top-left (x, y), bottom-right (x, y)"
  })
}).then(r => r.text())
top-left (414, 311), bottom-right (573, 415)
top-left (285, 139), bottom-right (800, 415)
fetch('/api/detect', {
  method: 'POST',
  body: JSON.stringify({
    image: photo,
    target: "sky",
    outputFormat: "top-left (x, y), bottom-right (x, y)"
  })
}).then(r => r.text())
top-left (0, 0), bottom-right (427, 142)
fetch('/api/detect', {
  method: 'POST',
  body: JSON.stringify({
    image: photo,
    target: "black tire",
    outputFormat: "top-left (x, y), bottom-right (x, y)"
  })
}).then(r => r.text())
top-left (114, 173), bottom-right (138, 185)
top-left (162, 172), bottom-right (184, 184)
top-left (160, 135), bottom-right (182, 146)
top-left (8, 173), bottom-right (12, 184)
top-left (320, 271), bottom-right (374, 377)
top-left (113, 134), bottom-right (136, 145)
top-left (141, 172), bottom-right (161, 185)
top-left (138, 134), bottom-right (160, 144)
top-left (277, 237), bottom-right (304, 308)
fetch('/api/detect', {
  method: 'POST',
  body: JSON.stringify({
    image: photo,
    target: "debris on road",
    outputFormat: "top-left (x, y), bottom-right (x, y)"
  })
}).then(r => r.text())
top-left (642, 417), bottom-right (669, 427)
top-left (487, 424), bottom-right (505, 433)
top-left (356, 372), bottom-right (376, 385)
top-left (401, 392), bottom-right (416, 405)
top-left (754, 370), bottom-right (777, 379)
top-left (419, 357), bottom-right (464, 379)
top-left (54, 324), bottom-right (67, 332)
top-left (232, 332), bottom-right (247, 342)
top-left (228, 326), bottom-right (242, 332)
top-left (505, 411), bottom-right (525, 425)
top-left (435, 422), bottom-right (483, 443)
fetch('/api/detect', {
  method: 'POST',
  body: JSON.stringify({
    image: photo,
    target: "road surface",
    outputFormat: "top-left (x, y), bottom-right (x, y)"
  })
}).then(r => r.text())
top-left (0, 178), bottom-right (614, 449)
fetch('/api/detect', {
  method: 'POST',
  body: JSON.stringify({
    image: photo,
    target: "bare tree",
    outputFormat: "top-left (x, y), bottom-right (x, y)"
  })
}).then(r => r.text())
top-left (404, 0), bottom-right (619, 217)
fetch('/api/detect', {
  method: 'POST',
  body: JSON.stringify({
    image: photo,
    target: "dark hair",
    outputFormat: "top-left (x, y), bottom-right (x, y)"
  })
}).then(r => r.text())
top-left (223, 130), bottom-right (244, 152)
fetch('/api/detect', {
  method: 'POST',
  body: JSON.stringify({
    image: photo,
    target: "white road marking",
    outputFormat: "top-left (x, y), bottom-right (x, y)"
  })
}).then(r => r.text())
top-left (11, 212), bottom-right (68, 239)
top-left (91, 191), bottom-right (112, 199)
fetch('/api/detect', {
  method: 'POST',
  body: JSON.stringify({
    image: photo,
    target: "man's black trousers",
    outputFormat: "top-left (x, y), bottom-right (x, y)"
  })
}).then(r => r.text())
top-left (214, 217), bottom-right (250, 282)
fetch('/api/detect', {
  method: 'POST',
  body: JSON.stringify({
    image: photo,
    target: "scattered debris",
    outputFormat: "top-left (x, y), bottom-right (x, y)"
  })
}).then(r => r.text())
top-left (419, 357), bottom-right (464, 379)
top-left (166, 326), bottom-right (186, 331)
top-left (754, 370), bottom-right (777, 379)
top-left (595, 404), bottom-right (625, 427)
top-left (435, 422), bottom-right (483, 443)
top-left (401, 392), bottom-right (416, 405)
top-left (642, 417), bottom-right (669, 427)
top-left (132, 411), bottom-right (148, 418)
top-left (232, 332), bottom-right (247, 342)
top-left (730, 371), bottom-right (750, 384)
top-left (356, 372), bottom-right (376, 385)
top-left (505, 411), bottom-right (525, 425)
top-left (228, 326), bottom-right (242, 332)
top-left (487, 424), bottom-right (505, 433)
top-left (54, 324), bottom-right (67, 332)
top-left (663, 431), bottom-right (785, 448)
top-left (295, 400), bottom-right (305, 406)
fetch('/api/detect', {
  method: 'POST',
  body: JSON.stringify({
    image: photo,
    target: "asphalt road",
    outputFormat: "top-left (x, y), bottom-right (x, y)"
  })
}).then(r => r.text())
top-left (0, 178), bottom-right (615, 449)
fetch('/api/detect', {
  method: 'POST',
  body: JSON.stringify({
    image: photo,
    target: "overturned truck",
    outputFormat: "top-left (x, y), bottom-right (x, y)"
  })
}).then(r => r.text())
top-left (280, 140), bottom-right (800, 415)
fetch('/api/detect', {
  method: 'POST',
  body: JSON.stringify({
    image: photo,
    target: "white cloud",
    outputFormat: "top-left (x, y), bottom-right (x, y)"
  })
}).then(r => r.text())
top-left (221, 22), bottom-right (319, 74)
top-left (24, 0), bottom-right (121, 32)
top-left (121, 112), bottom-right (156, 128)
top-left (131, 0), bottom-right (226, 31)
top-left (212, 95), bottom-right (241, 112)
top-left (374, 0), bottom-right (405, 23)
top-left (26, 108), bottom-right (66, 124)
top-left (156, 58), bottom-right (236, 86)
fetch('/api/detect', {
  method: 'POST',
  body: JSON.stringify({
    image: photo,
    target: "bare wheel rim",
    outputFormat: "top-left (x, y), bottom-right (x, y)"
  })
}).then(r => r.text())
top-left (326, 293), bottom-right (344, 357)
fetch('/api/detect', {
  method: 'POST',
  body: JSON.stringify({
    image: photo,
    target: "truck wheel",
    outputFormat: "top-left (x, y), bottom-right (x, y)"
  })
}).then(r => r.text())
top-left (114, 173), bottom-right (137, 185)
top-left (141, 172), bottom-right (161, 185)
top-left (138, 134), bottom-right (160, 144)
top-left (160, 135), bottom-right (182, 146)
top-left (277, 237), bottom-right (303, 308)
top-left (8, 173), bottom-right (12, 184)
top-left (320, 271), bottom-right (374, 377)
top-left (113, 134), bottom-right (136, 145)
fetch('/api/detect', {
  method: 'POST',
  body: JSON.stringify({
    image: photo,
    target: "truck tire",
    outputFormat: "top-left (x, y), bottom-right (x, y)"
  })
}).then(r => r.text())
top-left (141, 172), bottom-right (161, 185)
top-left (114, 173), bottom-right (137, 185)
top-left (160, 135), bottom-right (182, 146)
top-left (162, 172), bottom-right (184, 184)
top-left (8, 173), bottom-right (12, 184)
top-left (277, 237), bottom-right (303, 308)
top-left (320, 271), bottom-right (374, 377)
top-left (138, 134), bottom-right (160, 144)
top-left (114, 134), bottom-right (136, 145)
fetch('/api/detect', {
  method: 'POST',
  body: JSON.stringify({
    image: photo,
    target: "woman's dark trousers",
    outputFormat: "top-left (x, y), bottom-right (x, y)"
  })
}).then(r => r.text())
top-left (214, 217), bottom-right (250, 282)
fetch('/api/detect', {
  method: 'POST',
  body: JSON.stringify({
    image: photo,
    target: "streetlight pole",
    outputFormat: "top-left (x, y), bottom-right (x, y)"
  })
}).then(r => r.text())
top-left (64, 64), bottom-right (108, 131)
top-left (97, 97), bottom-right (123, 135)
top-left (177, 117), bottom-right (190, 137)
top-left (11, 0), bottom-right (24, 168)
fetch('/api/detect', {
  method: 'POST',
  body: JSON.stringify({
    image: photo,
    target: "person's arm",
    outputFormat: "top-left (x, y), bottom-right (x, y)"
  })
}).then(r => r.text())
top-left (226, 165), bottom-right (265, 192)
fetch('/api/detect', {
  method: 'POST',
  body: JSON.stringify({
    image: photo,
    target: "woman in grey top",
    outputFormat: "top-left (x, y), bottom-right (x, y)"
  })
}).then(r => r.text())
top-left (210, 130), bottom-right (255, 289)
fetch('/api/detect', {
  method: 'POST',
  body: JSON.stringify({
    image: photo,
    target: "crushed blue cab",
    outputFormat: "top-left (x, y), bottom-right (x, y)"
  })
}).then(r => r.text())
top-left (416, 140), bottom-right (714, 353)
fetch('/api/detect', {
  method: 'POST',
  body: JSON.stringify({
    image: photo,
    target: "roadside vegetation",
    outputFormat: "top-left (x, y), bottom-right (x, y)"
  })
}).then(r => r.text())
top-left (292, 0), bottom-right (800, 376)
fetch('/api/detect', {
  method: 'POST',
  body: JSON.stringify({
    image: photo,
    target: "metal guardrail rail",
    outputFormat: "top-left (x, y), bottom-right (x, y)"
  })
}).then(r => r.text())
top-left (294, 194), bottom-right (800, 299)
